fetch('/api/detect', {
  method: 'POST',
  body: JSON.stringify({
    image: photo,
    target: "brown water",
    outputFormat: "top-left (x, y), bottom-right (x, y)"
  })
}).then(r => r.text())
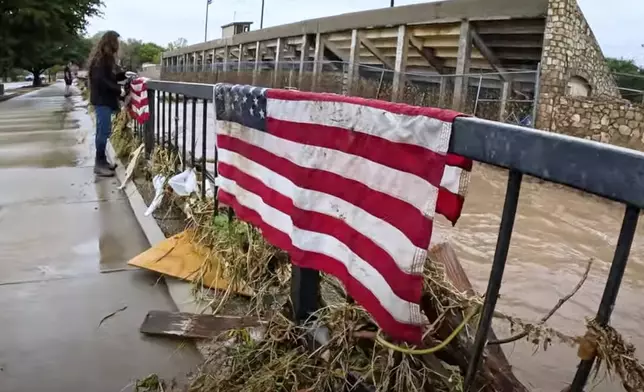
top-left (433, 164), bottom-right (644, 391)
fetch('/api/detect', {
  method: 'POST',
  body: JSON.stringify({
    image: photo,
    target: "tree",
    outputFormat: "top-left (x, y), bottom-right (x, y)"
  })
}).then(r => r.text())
top-left (120, 38), bottom-right (143, 71)
top-left (606, 57), bottom-right (644, 103)
top-left (167, 37), bottom-right (188, 51)
top-left (139, 42), bottom-right (165, 65)
top-left (0, 0), bottom-right (102, 86)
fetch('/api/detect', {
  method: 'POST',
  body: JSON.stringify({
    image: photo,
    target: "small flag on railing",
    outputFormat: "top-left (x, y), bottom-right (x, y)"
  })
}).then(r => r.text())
top-left (214, 84), bottom-right (472, 343)
top-left (128, 77), bottom-right (149, 124)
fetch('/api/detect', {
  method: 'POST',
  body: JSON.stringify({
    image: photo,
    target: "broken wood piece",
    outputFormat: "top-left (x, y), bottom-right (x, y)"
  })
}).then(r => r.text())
top-left (127, 230), bottom-right (254, 296)
top-left (427, 242), bottom-right (529, 392)
top-left (140, 310), bottom-right (267, 339)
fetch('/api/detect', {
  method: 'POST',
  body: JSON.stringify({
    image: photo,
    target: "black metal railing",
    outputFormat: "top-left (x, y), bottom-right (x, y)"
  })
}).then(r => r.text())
top-left (139, 79), bottom-right (644, 392)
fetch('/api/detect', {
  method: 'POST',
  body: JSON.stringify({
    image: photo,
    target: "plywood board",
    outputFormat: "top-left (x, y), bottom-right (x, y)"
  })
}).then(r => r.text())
top-left (127, 230), bottom-right (253, 296)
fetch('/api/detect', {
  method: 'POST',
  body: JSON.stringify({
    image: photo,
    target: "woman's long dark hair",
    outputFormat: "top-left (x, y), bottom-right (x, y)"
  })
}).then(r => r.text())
top-left (87, 30), bottom-right (120, 79)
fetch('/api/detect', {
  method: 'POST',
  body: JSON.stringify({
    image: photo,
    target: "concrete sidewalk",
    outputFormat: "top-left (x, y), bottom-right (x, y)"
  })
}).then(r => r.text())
top-left (0, 83), bottom-right (200, 392)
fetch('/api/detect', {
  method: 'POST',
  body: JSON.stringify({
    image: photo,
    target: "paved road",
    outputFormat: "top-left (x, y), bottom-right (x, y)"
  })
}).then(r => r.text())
top-left (0, 83), bottom-right (200, 391)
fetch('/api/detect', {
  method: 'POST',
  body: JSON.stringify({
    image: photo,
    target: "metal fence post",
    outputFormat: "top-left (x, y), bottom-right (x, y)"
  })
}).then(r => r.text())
top-left (531, 63), bottom-right (541, 128)
top-left (290, 266), bottom-right (320, 323)
top-left (144, 88), bottom-right (156, 158)
top-left (569, 205), bottom-right (640, 391)
top-left (464, 169), bottom-right (523, 391)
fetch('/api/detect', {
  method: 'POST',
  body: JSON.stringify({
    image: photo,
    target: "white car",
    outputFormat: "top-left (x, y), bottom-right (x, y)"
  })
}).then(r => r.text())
top-left (24, 74), bottom-right (46, 82)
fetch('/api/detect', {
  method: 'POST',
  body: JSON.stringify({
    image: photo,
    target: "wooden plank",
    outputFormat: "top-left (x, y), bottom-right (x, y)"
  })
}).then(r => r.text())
top-left (427, 242), bottom-right (528, 391)
top-left (252, 41), bottom-right (261, 84)
top-left (140, 311), bottom-right (266, 339)
top-left (273, 37), bottom-right (283, 86)
top-left (321, 38), bottom-right (349, 63)
top-left (347, 29), bottom-right (361, 94)
top-left (127, 230), bottom-right (253, 296)
top-left (237, 44), bottom-right (243, 75)
top-left (471, 26), bottom-right (510, 81)
top-left (452, 20), bottom-right (472, 111)
top-left (392, 25), bottom-right (408, 102)
top-left (312, 33), bottom-right (323, 91)
top-left (409, 34), bottom-right (445, 73)
top-left (359, 33), bottom-right (394, 69)
top-left (298, 34), bottom-right (310, 88)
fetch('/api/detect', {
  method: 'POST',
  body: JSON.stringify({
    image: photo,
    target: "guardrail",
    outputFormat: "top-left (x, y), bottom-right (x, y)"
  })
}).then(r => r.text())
top-left (139, 79), bottom-right (644, 392)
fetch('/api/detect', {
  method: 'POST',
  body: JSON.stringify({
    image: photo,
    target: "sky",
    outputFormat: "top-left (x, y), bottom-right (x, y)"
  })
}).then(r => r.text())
top-left (87, 0), bottom-right (643, 66)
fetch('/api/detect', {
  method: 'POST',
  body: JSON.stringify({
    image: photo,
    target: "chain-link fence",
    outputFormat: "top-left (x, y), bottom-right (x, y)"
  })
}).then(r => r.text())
top-left (161, 61), bottom-right (538, 126)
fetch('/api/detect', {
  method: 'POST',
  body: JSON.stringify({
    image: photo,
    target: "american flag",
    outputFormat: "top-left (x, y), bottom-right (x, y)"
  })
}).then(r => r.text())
top-left (128, 77), bottom-right (150, 124)
top-left (214, 84), bottom-right (472, 343)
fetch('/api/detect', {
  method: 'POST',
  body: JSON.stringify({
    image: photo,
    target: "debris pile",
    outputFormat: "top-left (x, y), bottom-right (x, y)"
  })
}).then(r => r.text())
top-left (102, 104), bottom-right (644, 392)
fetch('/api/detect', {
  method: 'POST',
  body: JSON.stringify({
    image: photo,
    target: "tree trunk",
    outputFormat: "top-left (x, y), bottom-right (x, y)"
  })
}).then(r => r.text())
top-left (31, 69), bottom-right (43, 87)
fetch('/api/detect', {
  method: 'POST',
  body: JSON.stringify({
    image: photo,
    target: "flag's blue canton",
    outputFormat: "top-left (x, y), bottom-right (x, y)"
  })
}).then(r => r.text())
top-left (215, 84), bottom-right (267, 132)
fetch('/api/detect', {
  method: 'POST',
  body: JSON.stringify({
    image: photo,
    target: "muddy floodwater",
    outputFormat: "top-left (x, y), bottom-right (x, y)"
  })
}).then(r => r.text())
top-left (160, 101), bottom-right (644, 391)
top-left (433, 164), bottom-right (644, 391)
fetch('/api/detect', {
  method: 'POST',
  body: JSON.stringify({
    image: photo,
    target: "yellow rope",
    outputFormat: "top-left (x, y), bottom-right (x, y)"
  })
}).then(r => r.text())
top-left (375, 306), bottom-right (479, 355)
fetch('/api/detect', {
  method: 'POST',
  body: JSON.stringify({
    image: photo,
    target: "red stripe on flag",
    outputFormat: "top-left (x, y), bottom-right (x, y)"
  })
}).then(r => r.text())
top-left (130, 98), bottom-right (149, 109)
top-left (219, 162), bottom-right (424, 303)
top-left (217, 134), bottom-right (433, 249)
top-left (266, 118), bottom-right (446, 187)
top-left (436, 187), bottom-right (466, 224)
top-left (446, 153), bottom-right (473, 171)
top-left (267, 89), bottom-right (461, 123)
top-left (218, 189), bottom-right (423, 343)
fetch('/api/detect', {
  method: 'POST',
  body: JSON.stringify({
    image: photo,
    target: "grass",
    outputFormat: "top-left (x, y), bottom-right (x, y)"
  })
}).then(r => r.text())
top-left (188, 304), bottom-right (462, 392)
top-left (183, 199), bottom-right (291, 315)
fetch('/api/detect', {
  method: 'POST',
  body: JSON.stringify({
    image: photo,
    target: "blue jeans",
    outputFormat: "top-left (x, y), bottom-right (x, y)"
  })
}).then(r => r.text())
top-left (95, 105), bottom-right (113, 161)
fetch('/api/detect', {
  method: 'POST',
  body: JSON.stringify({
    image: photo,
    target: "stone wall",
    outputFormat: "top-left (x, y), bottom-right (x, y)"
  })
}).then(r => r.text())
top-left (549, 96), bottom-right (644, 149)
top-left (536, 0), bottom-right (620, 129)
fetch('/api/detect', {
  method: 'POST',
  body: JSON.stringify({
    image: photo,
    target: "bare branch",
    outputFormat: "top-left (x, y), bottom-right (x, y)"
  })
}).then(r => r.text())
top-left (488, 258), bottom-right (593, 345)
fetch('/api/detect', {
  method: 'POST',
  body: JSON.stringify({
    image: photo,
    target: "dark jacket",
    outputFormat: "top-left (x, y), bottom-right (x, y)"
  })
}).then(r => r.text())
top-left (89, 61), bottom-right (126, 110)
top-left (63, 66), bottom-right (73, 85)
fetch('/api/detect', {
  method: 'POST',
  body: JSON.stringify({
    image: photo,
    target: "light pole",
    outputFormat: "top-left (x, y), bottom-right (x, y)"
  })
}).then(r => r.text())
top-left (205, 0), bottom-right (212, 42)
top-left (260, 0), bottom-right (265, 29)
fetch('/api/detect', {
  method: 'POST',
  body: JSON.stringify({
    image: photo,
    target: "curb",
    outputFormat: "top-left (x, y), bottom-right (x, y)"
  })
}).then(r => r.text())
top-left (106, 136), bottom-right (206, 315)
top-left (0, 92), bottom-right (18, 103)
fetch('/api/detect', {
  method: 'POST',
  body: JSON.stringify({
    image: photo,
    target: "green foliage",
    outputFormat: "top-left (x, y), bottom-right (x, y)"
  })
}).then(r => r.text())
top-left (606, 57), bottom-right (644, 103)
top-left (139, 42), bottom-right (165, 65)
top-left (0, 0), bottom-right (102, 85)
top-left (115, 39), bottom-right (165, 71)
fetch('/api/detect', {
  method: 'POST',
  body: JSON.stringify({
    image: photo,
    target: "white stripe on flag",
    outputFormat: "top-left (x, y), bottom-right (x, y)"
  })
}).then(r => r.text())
top-left (440, 165), bottom-right (464, 195)
top-left (217, 120), bottom-right (440, 218)
top-left (131, 105), bottom-right (149, 116)
top-left (267, 98), bottom-right (452, 154)
top-left (218, 148), bottom-right (427, 275)
top-left (129, 90), bottom-right (148, 103)
top-left (218, 176), bottom-right (424, 326)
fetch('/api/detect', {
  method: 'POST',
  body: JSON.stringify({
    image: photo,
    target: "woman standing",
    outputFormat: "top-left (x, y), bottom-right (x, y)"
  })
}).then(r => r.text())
top-left (63, 61), bottom-right (73, 97)
top-left (87, 30), bottom-right (126, 177)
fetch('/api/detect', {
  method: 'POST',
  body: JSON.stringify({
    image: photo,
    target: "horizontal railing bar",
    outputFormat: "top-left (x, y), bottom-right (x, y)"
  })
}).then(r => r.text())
top-left (147, 81), bottom-right (214, 100)
top-left (145, 80), bottom-right (644, 210)
top-left (451, 117), bottom-right (644, 209)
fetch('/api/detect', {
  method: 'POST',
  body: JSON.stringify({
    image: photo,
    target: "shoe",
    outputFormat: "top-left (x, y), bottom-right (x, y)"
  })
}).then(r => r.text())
top-left (94, 158), bottom-right (115, 177)
top-left (106, 161), bottom-right (117, 170)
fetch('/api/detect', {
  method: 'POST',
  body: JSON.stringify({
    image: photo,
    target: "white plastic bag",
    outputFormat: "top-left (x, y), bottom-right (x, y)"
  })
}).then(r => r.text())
top-left (168, 169), bottom-right (197, 196)
top-left (144, 175), bottom-right (166, 216)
